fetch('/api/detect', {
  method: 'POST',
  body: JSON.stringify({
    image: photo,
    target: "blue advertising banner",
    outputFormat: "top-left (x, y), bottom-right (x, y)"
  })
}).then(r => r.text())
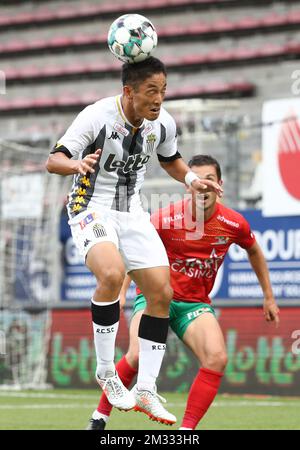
top-left (60, 209), bottom-right (137, 302)
top-left (212, 210), bottom-right (300, 301)
top-left (60, 209), bottom-right (97, 301)
top-left (60, 209), bottom-right (300, 302)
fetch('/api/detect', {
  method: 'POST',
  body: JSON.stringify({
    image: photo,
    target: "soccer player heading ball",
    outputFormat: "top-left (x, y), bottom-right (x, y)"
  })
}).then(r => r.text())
top-left (46, 14), bottom-right (222, 425)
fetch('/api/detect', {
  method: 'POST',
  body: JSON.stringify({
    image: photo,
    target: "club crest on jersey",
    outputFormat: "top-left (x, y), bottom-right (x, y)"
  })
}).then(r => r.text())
top-left (211, 236), bottom-right (229, 245)
top-left (80, 212), bottom-right (97, 230)
top-left (113, 122), bottom-right (129, 137)
top-left (145, 133), bottom-right (157, 154)
top-left (93, 223), bottom-right (107, 238)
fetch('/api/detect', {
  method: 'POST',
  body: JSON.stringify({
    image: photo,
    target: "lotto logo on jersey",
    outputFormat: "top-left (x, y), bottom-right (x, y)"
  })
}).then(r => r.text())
top-left (104, 153), bottom-right (150, 173)
top-left (80, 212), bottom-right (97, 229)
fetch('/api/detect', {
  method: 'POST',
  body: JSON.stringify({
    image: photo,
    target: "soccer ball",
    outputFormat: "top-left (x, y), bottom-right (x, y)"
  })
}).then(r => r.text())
top-left (107, 14), bottom-right (158, 64)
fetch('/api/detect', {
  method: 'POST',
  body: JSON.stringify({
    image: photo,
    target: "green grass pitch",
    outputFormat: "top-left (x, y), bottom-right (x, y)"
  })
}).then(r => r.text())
top-left (0, 390), bottom-right (299, 430)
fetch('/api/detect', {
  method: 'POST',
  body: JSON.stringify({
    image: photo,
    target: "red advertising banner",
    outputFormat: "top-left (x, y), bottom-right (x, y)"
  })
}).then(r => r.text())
top-left (48, 307), bottom-right (300, 395)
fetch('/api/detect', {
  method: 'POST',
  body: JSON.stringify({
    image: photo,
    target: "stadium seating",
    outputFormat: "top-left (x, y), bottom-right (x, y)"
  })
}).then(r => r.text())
top-left (0, 81), bottom-right (255, 115)
top-left (0, 0), bottom-right (284, 30)
top-left (2, 10), bottom-right (300, 58)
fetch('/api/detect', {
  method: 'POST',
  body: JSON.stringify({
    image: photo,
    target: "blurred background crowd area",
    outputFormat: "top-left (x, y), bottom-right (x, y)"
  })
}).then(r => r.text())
top-left (1, 0), bottom-right (300, 207)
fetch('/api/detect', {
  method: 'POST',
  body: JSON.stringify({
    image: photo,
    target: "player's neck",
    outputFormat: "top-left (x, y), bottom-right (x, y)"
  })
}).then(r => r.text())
top-left (120, 95), bottom-right (144, 128)
top-left (190, 200), bottom-right (218, 222)
top-left (204, 203), bottom-right (218, 221)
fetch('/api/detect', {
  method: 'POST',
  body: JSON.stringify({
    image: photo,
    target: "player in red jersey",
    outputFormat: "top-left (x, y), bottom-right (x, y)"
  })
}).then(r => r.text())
top-left (88, 154), bottom-right (280, 430)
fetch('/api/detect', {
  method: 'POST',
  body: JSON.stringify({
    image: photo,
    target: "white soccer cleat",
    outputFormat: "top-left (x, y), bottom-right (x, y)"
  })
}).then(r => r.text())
top-left (96, 370), bottom-right (136, 411)
top-left (132, 384), bottom-right (177, 425)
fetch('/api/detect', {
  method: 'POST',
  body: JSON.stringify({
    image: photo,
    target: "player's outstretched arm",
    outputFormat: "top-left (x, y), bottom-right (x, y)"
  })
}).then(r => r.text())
top-left (246, 241), bottom-right (280, 326)
top-left (160, 157), bottom-right (223, 197)
top-left (46, 149), bottom-right (101, 176)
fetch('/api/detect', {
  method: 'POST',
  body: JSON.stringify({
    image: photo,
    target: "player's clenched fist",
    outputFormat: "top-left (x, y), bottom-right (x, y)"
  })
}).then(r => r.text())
top-left (76, 149), bottom-right (102, 176)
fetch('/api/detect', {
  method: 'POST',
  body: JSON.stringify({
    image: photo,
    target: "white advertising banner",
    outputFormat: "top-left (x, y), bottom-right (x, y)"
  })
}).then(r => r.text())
top-left (262, 98), bottom-right (300, 216)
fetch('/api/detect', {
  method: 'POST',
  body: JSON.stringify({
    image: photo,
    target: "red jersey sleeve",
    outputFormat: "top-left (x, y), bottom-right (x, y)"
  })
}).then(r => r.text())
top-left (235, 215), bottom-right (256, 249)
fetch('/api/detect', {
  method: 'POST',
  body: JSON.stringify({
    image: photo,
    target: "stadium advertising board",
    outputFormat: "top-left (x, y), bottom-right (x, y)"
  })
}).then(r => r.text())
top-left (60, 209), bottom-right (300, 303)
top-left (48, 307), bottom-right (300, 395)
top-left (262, 98), bottom-right (300, 217)
top-left (212, 209), bottom-right (300, 301)
top-left (60, 209), bottom-right (97, 302)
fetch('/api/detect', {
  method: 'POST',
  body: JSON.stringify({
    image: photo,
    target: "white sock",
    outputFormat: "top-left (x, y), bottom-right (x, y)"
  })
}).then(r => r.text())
top-left (92, 410), bottom-right (109, 423)
top-left (91, 298), bottom-right (120, 378)
top-left (137, 337), bottom-right (166, 391)
top-left (179, 427), bottom-right (193, 430)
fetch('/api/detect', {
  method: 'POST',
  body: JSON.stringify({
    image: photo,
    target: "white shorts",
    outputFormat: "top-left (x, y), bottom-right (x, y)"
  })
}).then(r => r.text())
top-left (68, 209), bottom-right (169, 272)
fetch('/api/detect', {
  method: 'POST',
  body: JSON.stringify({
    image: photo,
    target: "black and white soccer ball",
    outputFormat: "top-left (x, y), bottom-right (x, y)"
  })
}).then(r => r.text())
top-left (107, 14), bottom-right (158, 64)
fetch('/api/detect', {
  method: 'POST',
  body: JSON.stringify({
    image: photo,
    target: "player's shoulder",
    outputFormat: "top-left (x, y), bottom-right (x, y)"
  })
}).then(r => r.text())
top-left (84, 96), bottom-right (117, 116)
top-left (157, 106), bottom-right (176, 129)
top-left (216, 203), bottom-right (249, 229)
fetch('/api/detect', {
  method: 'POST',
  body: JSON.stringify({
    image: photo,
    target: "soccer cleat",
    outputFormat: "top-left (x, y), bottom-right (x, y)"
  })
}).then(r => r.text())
top-left (96, 370), bottom-right (136, 411)
top-left (131, 384), bottom-right (177, 425)
top-left (86, 418), bottom-right (106, 430)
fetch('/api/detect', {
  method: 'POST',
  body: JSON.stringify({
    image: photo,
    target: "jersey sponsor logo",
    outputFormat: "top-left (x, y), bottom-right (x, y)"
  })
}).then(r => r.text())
top-left (113, 122), bottom-right (129, 137)
top-left (217, 214), bottom-right (240, 228)
top-left (211, 236), bottom-right (230, 245)
top-left (80, 212), bottom-right (97, 230)
top-left (171, 250), bottom-right (224, 279)
top-left (104, 153), bottom-right (151, 173)
top-left (187, 307), bottom-right (212, 320)
top-left (141, 123), bottom-right (154, 137)
top-left (163, 213), bottom-right (184, 224)
top-left (108, 131), bottom-right (120, 140)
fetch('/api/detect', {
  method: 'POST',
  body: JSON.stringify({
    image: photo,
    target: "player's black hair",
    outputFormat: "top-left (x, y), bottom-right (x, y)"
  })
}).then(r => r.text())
top-left (121, 57), bottom-right (167, 90)
top-left (188, 154), bottom-right (222, 180)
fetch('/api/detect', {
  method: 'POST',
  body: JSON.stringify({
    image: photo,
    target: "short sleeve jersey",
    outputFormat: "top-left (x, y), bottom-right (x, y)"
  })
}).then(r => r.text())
top-left (149, 199), bottom-right (256, 304)
top-left (51, 95), bottom-right (179, 218)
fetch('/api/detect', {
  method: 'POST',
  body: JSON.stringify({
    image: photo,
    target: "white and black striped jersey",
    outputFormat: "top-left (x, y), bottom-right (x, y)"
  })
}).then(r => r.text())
top-left (51, 95), bottom-right (180, 218)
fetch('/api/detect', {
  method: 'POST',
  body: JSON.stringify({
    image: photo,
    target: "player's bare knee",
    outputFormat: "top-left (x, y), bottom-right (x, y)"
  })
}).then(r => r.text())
top-left (96, 268), bottom-right (125, 295)
top-left (205, 350), bottom-right (228, 372)
top-left (158, 284), bottom-right (173, 305)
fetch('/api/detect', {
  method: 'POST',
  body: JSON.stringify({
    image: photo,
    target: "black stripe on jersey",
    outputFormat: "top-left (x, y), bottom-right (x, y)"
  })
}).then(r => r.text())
top-left (112, 125), bottom-right (143, 212)
top-left (160, 123), bottom-right (166, 145)
top-left (69, 125), bottom-right (106, 217)
top-left (157, 151), bottom-right (182, 162)
top-left (50, 144), bottom-right (73, 158)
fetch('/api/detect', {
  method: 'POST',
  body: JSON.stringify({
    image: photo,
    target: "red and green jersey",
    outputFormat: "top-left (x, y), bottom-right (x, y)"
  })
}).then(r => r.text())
top-left (139, 199), bottom-right (255, 304)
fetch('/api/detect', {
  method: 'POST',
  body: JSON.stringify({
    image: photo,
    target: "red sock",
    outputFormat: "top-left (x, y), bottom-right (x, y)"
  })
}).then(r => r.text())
top-left (97, 355), bottom-right (138, 416)
top-left (181, 367), bottom-right (223, 429)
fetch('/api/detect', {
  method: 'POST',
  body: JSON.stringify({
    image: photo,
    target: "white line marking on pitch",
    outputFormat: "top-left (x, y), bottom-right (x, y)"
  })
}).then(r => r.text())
top-left (0, 401), bottom-right (299, 410)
